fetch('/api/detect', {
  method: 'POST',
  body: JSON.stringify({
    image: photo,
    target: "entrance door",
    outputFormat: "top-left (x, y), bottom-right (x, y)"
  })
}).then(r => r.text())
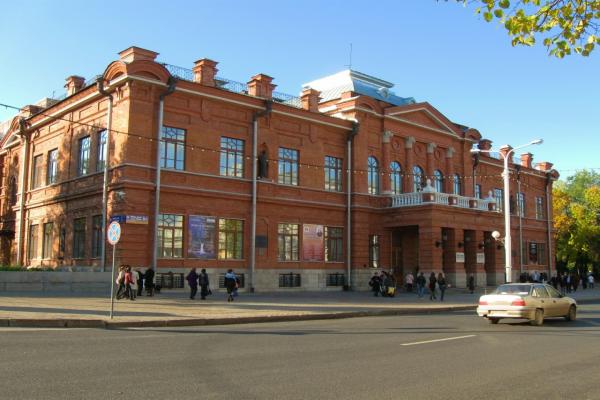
top-left (391, 230), bottom-right (404, 286)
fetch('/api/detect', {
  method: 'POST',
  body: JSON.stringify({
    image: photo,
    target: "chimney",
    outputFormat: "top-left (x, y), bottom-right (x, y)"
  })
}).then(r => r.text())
top-left (248, 74), bottom-right (276, 99)
top-left (499, 145), bottom-right (513, 164)
top-left (192, 59), bottom-right (218, 87)
top-left (300, 87), bottom-right (321, 112)
top-left (520, 152), bottom-right (533, 168)
top-left (118, 46), bottom-right (159, 63)
top-left (535, 161), bottom-right (554, 172)
top-left (477, 139), bottom-right (492, 151)
top-left (19, 105), bottom-right (43, 118)
top-left (65, 76), bottom-right (85, 96)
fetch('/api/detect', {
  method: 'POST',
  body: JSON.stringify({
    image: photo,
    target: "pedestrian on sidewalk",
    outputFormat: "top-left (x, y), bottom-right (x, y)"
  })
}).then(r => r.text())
top-left (224, 269), bottom-right (237, 302)
top-left (186, 267), bottom-right (199, 300)
top-left (136, 268), bottom-right (144, 297)
top-left (468, 274), bottom-right (475, 294)
top-left (416, 272), bottom-right (426, 298)
top-left (588, 273), bottom-right (595, 289)
top-left (129, 266), bottom-right (138, 300)
top-left (115, 265), bottom-right (126, 300)
top-left (429, 272), bottom-right (437, 301)
top-left (199, 268), bottom-right (210, 300)
top-left (124, 266), bottom-right (135, 301)
top-left (437, 272), bottom-right (447, 302)
top-left (145, 267), bottom-right (155, 296)
top-left (405, 271), bottom-right (414, 293)
top-left (369, 272), bottom-right (381, 297)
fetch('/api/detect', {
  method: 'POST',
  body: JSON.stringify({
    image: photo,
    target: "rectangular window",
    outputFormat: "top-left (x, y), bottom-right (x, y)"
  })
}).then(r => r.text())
top-left (218, 218), bottom-right (243, 259)
top-left (278, 147), bottom-right (298, 186)
top-left (31, 155), bottom-right (43, 189)
top-left (517, 192), bottom-right (525, 217)
top-left (96, 130), bottom-right (107, 172)
top-left (73, 218), bottom-right (86, 259)
top-left (28, 224), bottom-right (39, 260)
top-left (78, 136), bottom-right (91, 176)
top-left (220, 137), bottom-right (244, 178)
top-left (91, 215), bottom-right (103, 258)
top-left (157, 214), bottom-right (184, 258)
top-left (324, 156), bottom-right (343, 192)
top-left (475, 184), bottom-right (481, 199)
top-left (369, 235), bottom-right (380, 268)
top-left (528, 242), bottom-right (547, 265)
top-left (536, 197), bottom-right (544, 219)
top-left (47, 149), bottom-right (58, 185)
top-left (494, 188), bottom-right (504, 212)
top-left (325, 226), bottom-right (343, 262)
top-left (279, 273), bottom-right (302, 288)
top-left (278, 223), bottom-right (299, 261)
top-left (42, 222), bottom-right (53, 259)
top-left (160, 126), bottom-right (186, 170)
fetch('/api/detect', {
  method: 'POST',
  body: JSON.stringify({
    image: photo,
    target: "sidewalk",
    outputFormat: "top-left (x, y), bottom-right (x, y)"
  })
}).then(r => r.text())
top-left (1, 287), bottom-right (599, 328)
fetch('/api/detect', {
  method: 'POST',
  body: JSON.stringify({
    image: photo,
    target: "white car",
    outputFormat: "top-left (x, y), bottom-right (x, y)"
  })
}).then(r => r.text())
top-left (477, 283), bottom-right (577, 326)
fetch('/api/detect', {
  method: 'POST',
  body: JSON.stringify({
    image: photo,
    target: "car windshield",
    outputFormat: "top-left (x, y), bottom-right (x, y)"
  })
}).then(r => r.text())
top-left (493, 285), bottom-right (531, 295)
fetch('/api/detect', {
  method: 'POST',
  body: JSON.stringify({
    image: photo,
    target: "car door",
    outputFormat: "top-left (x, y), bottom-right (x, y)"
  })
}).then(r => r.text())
top-left (532, 285), bottom-right (553, 316)
top-left (546, 285), bottom-right (569, 316)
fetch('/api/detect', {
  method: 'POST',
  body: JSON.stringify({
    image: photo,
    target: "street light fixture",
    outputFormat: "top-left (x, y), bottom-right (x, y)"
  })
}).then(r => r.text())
top-left (471, 139), bottom-right (543, 283)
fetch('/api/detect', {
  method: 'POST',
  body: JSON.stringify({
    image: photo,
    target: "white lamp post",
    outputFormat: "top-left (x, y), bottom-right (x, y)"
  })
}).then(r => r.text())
top-left (472, 139), bottom-right (543, 283)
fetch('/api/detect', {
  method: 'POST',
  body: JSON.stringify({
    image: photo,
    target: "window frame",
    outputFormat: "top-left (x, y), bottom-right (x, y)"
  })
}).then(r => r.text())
top-left (72, 217), bottom-right (86, 259)
top-left (219, 137), bottom-right (245, 178)
top-left (218, 218), bottom-right (244, 260)
top-left (517, 192), bottom-right (526, 218)
top-left (28, 224), bottom-right (39, 260)
top-left (47, 149), bottom-right (58, 185)
top-left (535, 197), bottom-right (545, 220)
top-left (433, 170), bottom-right (444, 193)
top-left (278, 223), bottom-right (299, 261)
top-left (413, 165), bottom-right (424, 192)
top-left (157, 214), bottom-right (184, 258)
top-left (160, 126), bottom-right (186, 171)
top-left (453, 173), bottom-right (461, 195)
top-left (31, 154), bottom-right (44, 189)
top-left (91, 215), bottom-right (103, 259)
top-left (494, 188), bottom-right (504, 212)
top-left (77, 136), bottom-right (91, 176)
top-left (96, 129), bottom-right (107, 172)
top-left (390, 161), bottom-right (402, 195)
top-left (278, 147), bottom-right (299, 186)
top-left (367, 156), bottom-right (379, 195)
top-left (42, 222), bottom-right (53, 259)
top-left (324, 226), bottom-right (343, 262)
top-left (324, 155), bottom-right (343, 192)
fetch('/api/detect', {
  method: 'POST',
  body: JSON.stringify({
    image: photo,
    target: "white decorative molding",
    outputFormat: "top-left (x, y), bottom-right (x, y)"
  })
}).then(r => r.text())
top-left (427, 143), bottom-right (437, 154)
top-left (446, 146), bottom-right (455, 158)
top-left (405, 136), bottom-right (416, 149)
top-left (382, 130), bottom-right (394, 143)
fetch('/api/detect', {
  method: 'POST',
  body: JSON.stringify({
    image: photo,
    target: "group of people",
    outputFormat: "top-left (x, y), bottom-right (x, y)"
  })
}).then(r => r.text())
top-left (115, 265), bottom-right (155, 301)
top-left (368, 271), bottom-right (396, 297)
top-left (369, 271), bottom-right (450, 301)
top-left (185, 268), bottom-right (240, 302)
top-left (550, 272), bottom-right (595, 294)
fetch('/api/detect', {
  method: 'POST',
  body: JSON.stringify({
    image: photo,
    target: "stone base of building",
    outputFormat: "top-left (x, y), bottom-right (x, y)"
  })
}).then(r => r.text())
top-left (446, 271), bottom-right (466, 288)
top-left (485, 272), bottom-right (505, 286)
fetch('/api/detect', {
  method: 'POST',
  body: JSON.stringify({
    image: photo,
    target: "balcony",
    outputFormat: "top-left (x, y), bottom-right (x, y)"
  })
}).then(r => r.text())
top-left (389, 182), bottom-right (497, 212)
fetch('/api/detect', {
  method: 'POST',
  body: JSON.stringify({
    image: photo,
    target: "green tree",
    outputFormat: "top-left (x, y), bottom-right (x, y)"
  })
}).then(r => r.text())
top-left (457, 0), bottom-right (600, 58)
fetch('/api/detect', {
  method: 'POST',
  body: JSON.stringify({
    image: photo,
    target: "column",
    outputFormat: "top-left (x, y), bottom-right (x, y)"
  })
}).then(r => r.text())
top-left (426, 143), bottom-right (436, 178)
top-left (404, 136), bottom-right (415, 192)
top-left (445, 147), bottom-right (455, 193)
top-left (418, 226), bottom-right (443, 274)
top-left (382, 130), bottom-right (393, 194)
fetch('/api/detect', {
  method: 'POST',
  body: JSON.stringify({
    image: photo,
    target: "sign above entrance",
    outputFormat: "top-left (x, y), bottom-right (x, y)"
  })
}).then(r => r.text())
top-left (456, 252), bottom-right (465, 263)
top-left (477, 253), bottom-right (485, 264)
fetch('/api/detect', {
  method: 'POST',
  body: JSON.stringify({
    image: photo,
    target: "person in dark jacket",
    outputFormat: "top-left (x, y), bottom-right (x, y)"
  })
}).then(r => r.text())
top-left (369, 273), bottom-right (381, 297)
top-left (136, 268), bottom-right (145, 297)
top-left (416, 272), bottom-right (426, 298)
top-left (429, 272), bottom-right (437, 301)
top-left (224, 269), bottom-right (237, 302)
top-left (467, 274), bottom-right (475, 294)
top-left (437, 272), bottom-right (447, 302)
top-left (186, 267), bottom-right (199, 300)
top-left (199, 268), bottom-right (210, 300)
top-left (145, 267), bottom-right (155, 296)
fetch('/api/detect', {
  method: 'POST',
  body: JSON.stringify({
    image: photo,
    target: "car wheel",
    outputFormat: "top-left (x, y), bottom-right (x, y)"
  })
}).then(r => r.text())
top-left (488, 318), bottom-right (500, 324)
top-left (565, 305), bottom-right (577, 322)
top-left (530, 309), bottom-right (544, 326)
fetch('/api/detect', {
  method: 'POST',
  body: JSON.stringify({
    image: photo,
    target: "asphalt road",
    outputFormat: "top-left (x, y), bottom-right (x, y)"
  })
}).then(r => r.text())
top-left (1, 303), bottom-right (599, 400)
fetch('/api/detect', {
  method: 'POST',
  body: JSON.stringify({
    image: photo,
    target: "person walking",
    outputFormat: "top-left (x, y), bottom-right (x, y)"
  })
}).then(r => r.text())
top-left (199, 268), bottom-right (210, 300)
top-left (369, 273), bottom-right (381, 297)
top-left (429, 272), bottom-right (437, 301)
top-left (115, 265), bottom-right (126, 300)
top-left (145, 267), bottom-right (155, 296)
top-left (186, 267), bottom-right (199, 300)
top-left (129, 266), bottom-right (138, 301)
top-left (224, 269), bottom-right (237, 302)
top-left (438, 272), bottom-right (447, 302)
top-left (405, 272), bottom-right (414, 293)
top-left (136, 268), bottom-right (144, 297)
top-left (124, 266), bottom-right (135, 301)
top-left (588, 273), bottom-right (595, 289)
top-left (416, 272), bottom-right (426, 298)
top-left (467, 274), bottom-right (475, 294)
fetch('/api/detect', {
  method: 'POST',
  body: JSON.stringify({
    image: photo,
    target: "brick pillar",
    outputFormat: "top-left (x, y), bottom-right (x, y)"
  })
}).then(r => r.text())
top-left (426, 143), bottom-right (436, 178)
top-left (382, 131), bottom-right (393, 194)
top-left (300, 88), bottom-right (321, 112)
top-left (442, 228), bottom-right (459, 285)
top-left (64, 76), bottom-right (85, 96)
top-left (419, 226), bottom-right (443, 274)
top-left (462, 230), bottom-right (477, 288)
top-left (445, 147), bottom-right (455, 193)
top-left (193, 58), bottom-right (218, 87)
top-left (473, 230), bottom-right (486, 288)
top-left (404, 136), bottom-right (415, 192)
top-left (248, 74), bottom-right (276, 99)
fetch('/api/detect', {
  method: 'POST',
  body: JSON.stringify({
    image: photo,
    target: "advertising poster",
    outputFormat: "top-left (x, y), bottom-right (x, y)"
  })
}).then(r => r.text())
top-left (302, 224), bottom-right (324, 261)
top-left (188, 215), bottom-right (216, 259)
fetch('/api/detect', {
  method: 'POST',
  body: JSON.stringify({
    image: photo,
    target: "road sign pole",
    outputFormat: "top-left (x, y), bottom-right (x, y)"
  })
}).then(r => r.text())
top-left (107, 221), bottom-right (122, 320)
top-left (110, 244), bottom-right (116, 319)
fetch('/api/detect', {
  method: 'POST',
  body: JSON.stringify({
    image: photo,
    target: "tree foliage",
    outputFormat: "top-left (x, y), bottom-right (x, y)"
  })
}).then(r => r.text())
top-left (553, 170), bottom-right (600, 272)
top-left (458, 0), bottom-right (600, 57)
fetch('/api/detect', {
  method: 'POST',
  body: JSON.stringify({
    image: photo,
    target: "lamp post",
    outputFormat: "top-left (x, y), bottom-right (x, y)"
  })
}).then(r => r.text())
top-left (471, 139), bottom-right (543, 283)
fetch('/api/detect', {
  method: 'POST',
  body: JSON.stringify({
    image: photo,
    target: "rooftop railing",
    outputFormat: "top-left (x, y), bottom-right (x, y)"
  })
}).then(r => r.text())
top-left (390, 191), bottom-right (496, 212)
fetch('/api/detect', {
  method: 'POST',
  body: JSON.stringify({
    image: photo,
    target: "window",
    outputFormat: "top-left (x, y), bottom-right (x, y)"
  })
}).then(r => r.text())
top-left (536, 197), bottom-right (544, 219)
top-left (278, 147), bottom-right (298, 185)
top-left (433, 170), bottom-right (444, 192)
top-left (413, 166), bottom-right (424, 192)
top-left (220, 137), bottom-right (244, 178)
top-left (453, 174), bottom-right (461, 195)
top-left (517, 192), bottom-right (525, 217)
top-left (96, 130), bottom-right (107, 172)
top-left (324, 156), bottom-right (343, 192)
top-left (369, 235), bottom-right (380, 268)
top-left (9, 176), bottom-right (17, 206)
top-left (28, 224), bottom-right (39, 260)
top-left (77, 136), bottom-right (91, 176)
top-left (160, 126), bottom-right (186, 170)
top-left (494, 188), bottom-right (504, 212)
top-left (528, 242), bottom-right (547, 265)
top-left (367, 156), bottom-right (379, 195)
top-left (31, 155), bottom-right (43, 189)
top-left (91, 215), bottom-right (103, 258)
top-left (157, 214), bottom-right (184, 258)
top-left (42, 222), bottom-right (53, 259)
top-left (390, 162), bottom-right (402, 194)
top-left (218, 219), bottom-right (243, 259)
top-left (475, 184), bottom-right (482, 199)
top-left (278, 223), bottom-right (299, 261)
top-left (73, 218), bottom-right (86, 259)
top-left (325, 226), bottom-right (343, 262)
top-left (47, 149), bottom-right (58, 185)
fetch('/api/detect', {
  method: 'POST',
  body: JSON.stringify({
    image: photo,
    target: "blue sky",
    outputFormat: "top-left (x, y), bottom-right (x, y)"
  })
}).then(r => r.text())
top-left (1, 0), bottom-right (598, 178)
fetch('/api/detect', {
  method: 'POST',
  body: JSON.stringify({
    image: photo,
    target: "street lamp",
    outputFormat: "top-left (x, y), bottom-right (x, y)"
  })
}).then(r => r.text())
top-left (471, 139), bottom-right (543, 283)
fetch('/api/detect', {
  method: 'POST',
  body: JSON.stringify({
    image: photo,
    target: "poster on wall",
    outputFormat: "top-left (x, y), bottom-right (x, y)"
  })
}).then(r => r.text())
top-left (477, 253), bottom-right (485, 264)
top-left (188, 215), bottom-right (216, 259)
top-left (302, 224), bottom-right (324, 261)
top-left (456, 252), bottom-right (465, 263)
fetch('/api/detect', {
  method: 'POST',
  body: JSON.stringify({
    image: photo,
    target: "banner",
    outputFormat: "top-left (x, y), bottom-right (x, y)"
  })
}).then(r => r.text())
top-left (188, 215), bottom-right (216, 259)
top-left (302, 224), bottom-right (324, 261)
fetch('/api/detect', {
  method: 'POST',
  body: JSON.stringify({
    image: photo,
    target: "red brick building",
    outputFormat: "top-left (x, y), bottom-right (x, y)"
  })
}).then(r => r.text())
top-left (0, 46), bottom-right (558, 290)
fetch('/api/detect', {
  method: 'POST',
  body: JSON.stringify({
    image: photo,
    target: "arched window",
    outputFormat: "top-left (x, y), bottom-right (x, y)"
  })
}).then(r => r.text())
top-left (412, 165), bottom-right (424, 192)
top-left (433, 170), bottom-right (444, 193)
top-left (453, 173), bottom-right (461, 195)
top-left (390, 161), bottom-right (402, 195)
top-left (368, 156), bottom-right (379, 195)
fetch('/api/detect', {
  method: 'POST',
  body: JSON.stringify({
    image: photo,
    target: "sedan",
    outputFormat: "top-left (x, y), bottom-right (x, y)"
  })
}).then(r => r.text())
top-left (477, 283), bottom-right (577, 326)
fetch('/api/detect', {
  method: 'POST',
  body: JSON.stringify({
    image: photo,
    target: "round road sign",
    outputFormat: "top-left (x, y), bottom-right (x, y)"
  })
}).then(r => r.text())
top-left (107, 221), bottom-right (121, 245)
